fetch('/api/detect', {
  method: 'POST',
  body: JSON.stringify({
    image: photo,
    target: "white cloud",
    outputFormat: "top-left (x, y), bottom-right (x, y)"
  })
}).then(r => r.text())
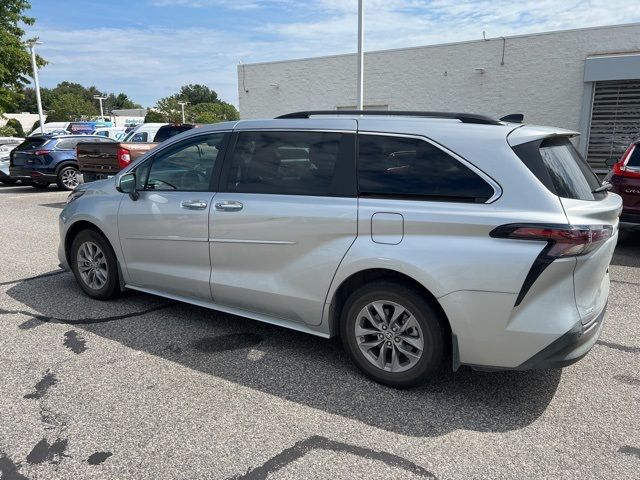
top-left (27, 0), bottom-right (640, 108)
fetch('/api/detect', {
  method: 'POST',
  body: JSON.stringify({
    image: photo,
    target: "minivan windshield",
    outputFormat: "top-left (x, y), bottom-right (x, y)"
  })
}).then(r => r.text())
top-left (539, 138), bottom-right (605, 201)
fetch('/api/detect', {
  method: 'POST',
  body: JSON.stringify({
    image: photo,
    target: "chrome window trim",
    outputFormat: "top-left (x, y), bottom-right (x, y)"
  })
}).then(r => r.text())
top-left (357, 131), bottom-right (503, 204)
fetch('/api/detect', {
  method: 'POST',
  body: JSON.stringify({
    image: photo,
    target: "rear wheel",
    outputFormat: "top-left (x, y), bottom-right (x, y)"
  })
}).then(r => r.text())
top-left (340, 281), bottom-right (446, 388)
top-left (57, 165), bottom-right (80, 190)
top-left (70, 230), bottom-right (120, 300)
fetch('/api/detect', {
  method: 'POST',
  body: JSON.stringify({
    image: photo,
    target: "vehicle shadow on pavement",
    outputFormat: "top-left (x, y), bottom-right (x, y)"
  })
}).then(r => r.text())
top-left (611, 230), bottom-right (640, 268)
top-left (6, 272), bottom-right (562, 438)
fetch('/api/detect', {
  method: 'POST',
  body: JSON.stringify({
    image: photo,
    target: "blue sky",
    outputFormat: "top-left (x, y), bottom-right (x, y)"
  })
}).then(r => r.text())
top-left (25, 0), bottom-right (640, 108)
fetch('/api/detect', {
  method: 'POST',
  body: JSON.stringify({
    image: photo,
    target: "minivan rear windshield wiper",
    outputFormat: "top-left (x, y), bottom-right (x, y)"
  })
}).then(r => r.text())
top-left (593, 181), bottom-right (612, 193)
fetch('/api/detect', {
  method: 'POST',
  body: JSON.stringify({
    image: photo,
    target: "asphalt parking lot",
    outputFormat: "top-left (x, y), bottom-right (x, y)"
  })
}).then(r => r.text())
top-left (0, 183), bottom-right (639, 480)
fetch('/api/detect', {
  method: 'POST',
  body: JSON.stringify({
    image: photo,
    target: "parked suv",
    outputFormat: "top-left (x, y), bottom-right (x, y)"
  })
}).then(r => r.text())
top-left (58, 111), bottom-right (620, 387)
top-left (10, 135), bottom-right (116, 190)
top-left (604, 139), bottom-right (640, 229)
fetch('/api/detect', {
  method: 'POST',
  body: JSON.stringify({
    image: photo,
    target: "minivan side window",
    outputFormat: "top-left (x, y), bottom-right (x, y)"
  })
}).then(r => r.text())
top-left (144, 133), bottom-right (226, 192)
top-left (357, 134), bottom-right (495, 202)
top-left (224, 131), bottom-right (355, 196)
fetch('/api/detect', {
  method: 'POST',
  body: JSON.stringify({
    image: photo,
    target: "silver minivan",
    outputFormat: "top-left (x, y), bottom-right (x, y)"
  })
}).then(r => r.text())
top-left (58, 111), bottom-right (621, 387)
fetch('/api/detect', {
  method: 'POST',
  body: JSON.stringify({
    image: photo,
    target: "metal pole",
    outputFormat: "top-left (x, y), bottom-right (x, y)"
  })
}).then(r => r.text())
top-left (356, 0), bottom-right (364, 110)
top-left (27, 42), bottom-right (45, 134)
top-left (178, 101), bottom-right (189, 123)
top-left (94, 96), bottom-right (107, 120)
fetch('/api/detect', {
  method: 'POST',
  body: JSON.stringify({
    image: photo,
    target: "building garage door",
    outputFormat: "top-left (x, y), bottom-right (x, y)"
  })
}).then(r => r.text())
top-left (587, 80), bottom-right (640, 169)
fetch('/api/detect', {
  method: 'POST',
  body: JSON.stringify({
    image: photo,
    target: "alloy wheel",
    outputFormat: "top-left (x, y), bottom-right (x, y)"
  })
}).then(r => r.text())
top-left (61, 167), bottom-right (80, 189)
top-left (76, 241), bottom-right (108, 290)
top-left (355, 300), bottom-right (424, 373)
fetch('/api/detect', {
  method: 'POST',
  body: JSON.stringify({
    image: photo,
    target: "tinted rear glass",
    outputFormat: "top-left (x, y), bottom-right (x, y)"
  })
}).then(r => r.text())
top-left (358, 134), bottom-right (495, 202)
top-left (539, 138), bottom-right (604, 201)
top-left (16, 137), bottom-right (48, 151)
top-left (628, 143), bottom-right (640, 167)
top-left (153, 125), bottom-right (192, 143)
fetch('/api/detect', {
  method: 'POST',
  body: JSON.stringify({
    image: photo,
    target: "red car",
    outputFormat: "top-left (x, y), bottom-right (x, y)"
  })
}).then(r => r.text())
top-left (606, 139), bottom-right (640, 229)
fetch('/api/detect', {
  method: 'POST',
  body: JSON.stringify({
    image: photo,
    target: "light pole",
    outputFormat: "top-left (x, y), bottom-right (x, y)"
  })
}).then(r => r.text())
top-left (24, 40), bottom-right (45, 134)
top-left (93, 95), bottom-right (107, 121)
top-left (178, 101), bottom-right (189, 124)
top-left (356, 0), bottom-right (364, 110)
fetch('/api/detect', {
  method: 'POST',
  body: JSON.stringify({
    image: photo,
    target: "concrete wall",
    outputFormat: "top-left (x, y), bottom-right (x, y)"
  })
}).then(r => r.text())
top-left (0, 113), bottom-right (45, 132)
top-left (238, 24), bottom-right (640, 138)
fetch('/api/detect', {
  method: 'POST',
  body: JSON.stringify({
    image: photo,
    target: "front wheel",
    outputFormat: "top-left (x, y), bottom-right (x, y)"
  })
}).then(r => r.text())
top-left (340, 281), bottom-right (446, 388)
top-left (57, 165), bottom-right (80, 190)
top-left (0, 178), bottom-right (17, 185)
top-left (70, 230), bottom-right (120, 300)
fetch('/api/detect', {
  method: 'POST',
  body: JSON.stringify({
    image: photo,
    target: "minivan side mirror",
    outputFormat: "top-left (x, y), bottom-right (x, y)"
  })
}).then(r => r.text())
top-left (604, 158), bottom-right (618, 168)
top-left (116, 172), bottom-right (139, 200)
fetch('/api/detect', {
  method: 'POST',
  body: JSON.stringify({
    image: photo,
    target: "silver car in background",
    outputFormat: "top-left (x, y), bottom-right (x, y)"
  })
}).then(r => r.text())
top-left (0, 137), bottom-right (23, 184)
top-left (58, 111), bottom-right (621, 387)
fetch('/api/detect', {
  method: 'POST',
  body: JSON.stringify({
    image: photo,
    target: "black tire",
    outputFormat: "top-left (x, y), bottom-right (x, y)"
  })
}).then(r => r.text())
top-left (31, 181), bottom-right (50, 189)
top-left (340, 281), bottom-right (446, 388)
top-left (0, 178), bottom-right (17, 185)
top-left (56, 164), bottom-right (80, 190)
top-left (70, 229), bottom-right (120, 300)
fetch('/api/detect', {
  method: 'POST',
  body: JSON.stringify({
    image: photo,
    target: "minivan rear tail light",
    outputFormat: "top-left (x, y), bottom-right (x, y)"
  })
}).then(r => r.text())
top-left (613, 144), bottom-right (640, 179)
top-left (117, 148), bottom-right (131, 169)
top-left (490, 224), bottom-right (613, 258)
top-left (490, 224), bottom-right (613, 306)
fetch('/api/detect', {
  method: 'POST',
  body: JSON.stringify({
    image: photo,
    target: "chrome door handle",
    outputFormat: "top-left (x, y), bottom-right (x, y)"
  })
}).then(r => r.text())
top-left (180, 200), bottom-right (208, 210)
top-left (215, 201), bottom-right (243, 212)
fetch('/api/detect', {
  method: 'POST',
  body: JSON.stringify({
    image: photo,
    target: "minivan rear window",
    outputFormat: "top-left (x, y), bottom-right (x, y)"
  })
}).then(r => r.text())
top-left (539, 138), bottom-right (604, 201)
top-left (16, 137), bottom-right (48, 151)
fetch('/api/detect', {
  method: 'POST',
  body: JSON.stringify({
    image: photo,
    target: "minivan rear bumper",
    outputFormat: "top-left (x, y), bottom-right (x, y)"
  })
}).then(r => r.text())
top-left (516, 304), bottom-right (606, 370)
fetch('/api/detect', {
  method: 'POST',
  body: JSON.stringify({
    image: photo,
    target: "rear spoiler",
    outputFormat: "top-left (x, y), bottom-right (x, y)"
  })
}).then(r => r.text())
top-left (507, 125), bottom-right (580, 147)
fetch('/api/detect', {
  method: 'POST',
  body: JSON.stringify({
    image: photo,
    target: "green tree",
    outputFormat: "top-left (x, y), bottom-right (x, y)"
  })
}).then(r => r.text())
top-left (0, 125), bottom-right (17, 136)
top-left (178, 84), bottom-right (219, 105)
top-left (154, 85), bottom-right (236, 124)
top-left (0, 0), bottom-right (46, 114)
top-left (155, 95), bottom-right (183, 123)
top-left (144, 110), bottom-right (166, 123)
top-left (15, 86), bottom-right (53, 113)
top-left (31, 119), bottom-right (40, 132)
top-left (5, 118), bottom-right (25, 136)
top-left (190, 102), bottom-right (239, 123)
top-left (46, 92), bottom-right (98, 122)
top-left (104, 93), bottom-right (141, 112)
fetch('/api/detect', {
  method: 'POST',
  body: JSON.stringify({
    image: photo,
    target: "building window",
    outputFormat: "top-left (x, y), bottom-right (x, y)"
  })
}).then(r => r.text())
top-left (587, 80), bottom-right (640, 169)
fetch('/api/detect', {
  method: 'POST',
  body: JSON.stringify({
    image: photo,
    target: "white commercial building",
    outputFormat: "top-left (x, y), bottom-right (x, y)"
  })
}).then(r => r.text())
top-left (238, 23), bottom-right (640, 169)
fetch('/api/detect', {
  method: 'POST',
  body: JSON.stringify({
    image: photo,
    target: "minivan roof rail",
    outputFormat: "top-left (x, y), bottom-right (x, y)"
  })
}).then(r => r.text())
top-left (276, 110), bottom-right (503, 125)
